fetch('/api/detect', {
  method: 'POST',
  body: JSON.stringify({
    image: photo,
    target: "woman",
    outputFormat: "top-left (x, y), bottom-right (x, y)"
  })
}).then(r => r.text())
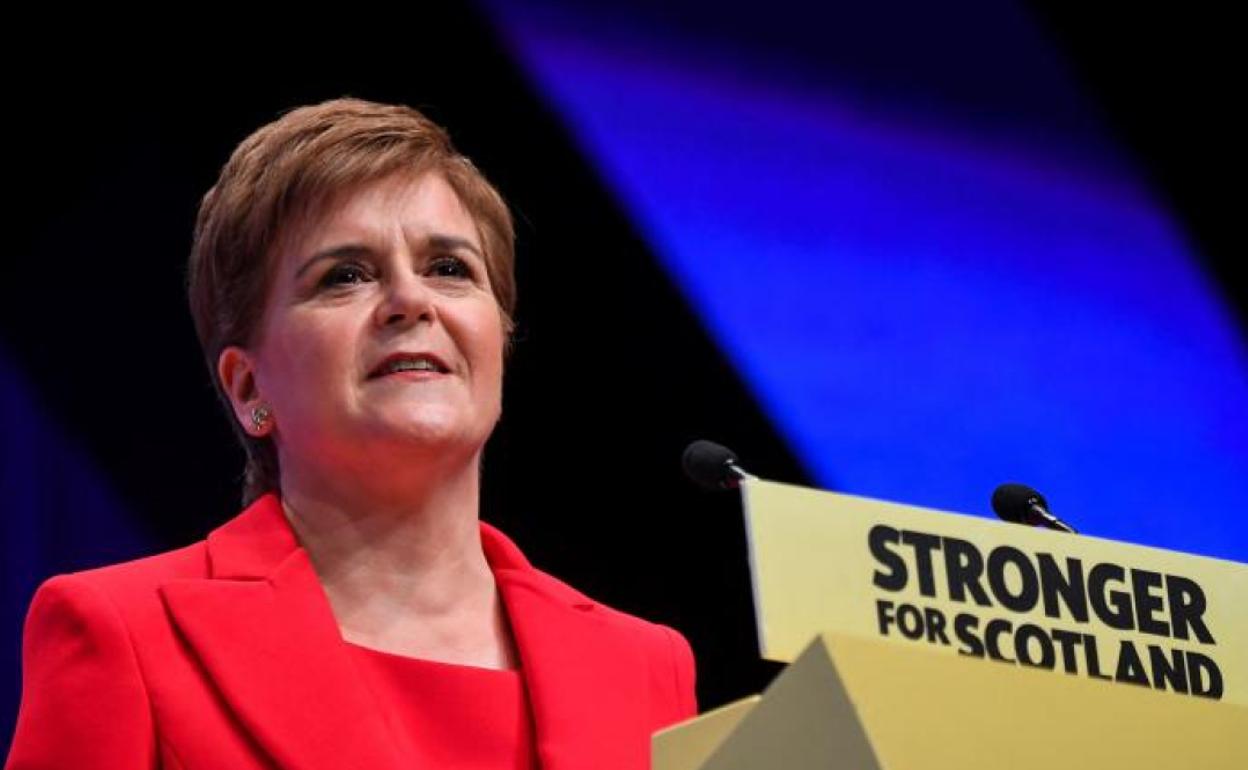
top-left (6, 98), bottom-right (697, 769)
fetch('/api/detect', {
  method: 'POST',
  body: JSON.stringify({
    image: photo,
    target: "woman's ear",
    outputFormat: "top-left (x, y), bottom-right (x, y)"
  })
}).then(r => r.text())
top-left (218, 346), bottom-right (271, 437)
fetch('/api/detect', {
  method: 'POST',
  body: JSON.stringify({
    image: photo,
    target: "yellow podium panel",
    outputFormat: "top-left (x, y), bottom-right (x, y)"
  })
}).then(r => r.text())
top-left (653, 696), bottom-right (759, 770)
top-left (741, 479), bottom-right (1248, 707)
top-left (656, 633), bottom-right (1248, 769)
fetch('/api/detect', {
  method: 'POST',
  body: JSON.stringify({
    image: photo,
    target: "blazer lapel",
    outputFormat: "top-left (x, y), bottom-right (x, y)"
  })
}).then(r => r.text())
top-left (485, 526), bottom-right (652, 770)
top-left (159, 498), bottom-right (647, 770)
top-left (160, 496), bottom-right (405, 770)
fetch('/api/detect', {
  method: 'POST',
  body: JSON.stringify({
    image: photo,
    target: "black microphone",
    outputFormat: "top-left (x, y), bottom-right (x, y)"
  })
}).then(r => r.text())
top-left (682, 440), bottom-right (754, 490)
top-left (991, 483), bottom-right (1077, 534)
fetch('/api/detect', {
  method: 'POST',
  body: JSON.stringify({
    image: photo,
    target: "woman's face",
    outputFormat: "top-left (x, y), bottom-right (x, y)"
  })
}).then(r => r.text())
top-left (221, 171), bottom-right (506, 479)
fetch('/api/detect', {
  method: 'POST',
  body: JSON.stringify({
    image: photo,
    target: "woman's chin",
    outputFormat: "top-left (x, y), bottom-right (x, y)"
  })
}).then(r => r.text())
top-left (365, 415), bottom-right (488, 457)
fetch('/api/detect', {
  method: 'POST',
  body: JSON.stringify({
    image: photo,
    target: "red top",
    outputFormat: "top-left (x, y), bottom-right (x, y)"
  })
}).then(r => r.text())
top-left (348, 642), bottom-right (538, 770)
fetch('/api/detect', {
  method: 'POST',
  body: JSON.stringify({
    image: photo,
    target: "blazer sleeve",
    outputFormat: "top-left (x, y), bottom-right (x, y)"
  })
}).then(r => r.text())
top-left (661, 625), bottom-right (698, 720)
top-left (5, 575), bottom-right (157, 770)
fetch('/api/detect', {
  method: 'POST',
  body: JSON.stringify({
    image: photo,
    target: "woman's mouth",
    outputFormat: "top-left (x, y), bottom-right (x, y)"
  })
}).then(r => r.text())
top-left (368, 353), bottom-right (451, 378)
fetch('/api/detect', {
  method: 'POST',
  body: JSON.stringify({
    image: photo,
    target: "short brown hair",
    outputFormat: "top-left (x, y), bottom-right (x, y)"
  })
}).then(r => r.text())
top-left (187, 98), bottom-right (516, 505)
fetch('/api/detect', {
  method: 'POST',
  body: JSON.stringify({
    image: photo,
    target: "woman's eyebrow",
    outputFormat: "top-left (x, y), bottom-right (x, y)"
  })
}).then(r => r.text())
top-left (294, 244), bottom-right (374, 279)
top-left (427, 234), bottom-right (484, 259)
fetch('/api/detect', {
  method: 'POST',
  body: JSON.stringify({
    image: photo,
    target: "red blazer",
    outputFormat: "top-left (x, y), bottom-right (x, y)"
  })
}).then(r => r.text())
top-left (6, 495), bottom-right (697, 769)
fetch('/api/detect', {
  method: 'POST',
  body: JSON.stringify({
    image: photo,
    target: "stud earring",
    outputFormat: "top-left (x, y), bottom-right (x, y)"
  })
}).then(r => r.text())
top-left (250, 405), bottom-right (272, 433)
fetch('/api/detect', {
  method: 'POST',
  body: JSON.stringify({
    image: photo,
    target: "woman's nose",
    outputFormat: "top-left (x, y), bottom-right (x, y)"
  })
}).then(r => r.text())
top-left (374, 269), bottom-right (435, 329)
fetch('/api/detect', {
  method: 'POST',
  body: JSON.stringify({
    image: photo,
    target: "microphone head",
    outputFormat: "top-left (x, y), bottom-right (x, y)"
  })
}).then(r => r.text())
top-left (991, 482), bottom-right (1050, 524)
top-left (682, 440), bottom-right (741, 491)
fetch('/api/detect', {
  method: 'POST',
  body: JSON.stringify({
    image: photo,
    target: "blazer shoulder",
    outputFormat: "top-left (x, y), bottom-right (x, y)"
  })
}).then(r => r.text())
top-left (519, 563), bottom-right (698, 717)
top-left (9, 572), bottom-right (160, 768)
top-left (34, 540), bottom-right (210, 618)
top-left (6, 546), bottom-right (207, 768)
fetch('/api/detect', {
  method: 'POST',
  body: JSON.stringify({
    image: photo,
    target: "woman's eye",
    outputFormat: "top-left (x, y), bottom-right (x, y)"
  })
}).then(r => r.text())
top-left (319, 263), bottom-right (371, 288)
top-left (429, 256), bottom-right (473, 279)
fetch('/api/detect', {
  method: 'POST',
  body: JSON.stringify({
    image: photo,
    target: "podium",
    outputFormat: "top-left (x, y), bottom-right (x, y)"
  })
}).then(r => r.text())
top-left (654, 480), bottom-right (1248, 769)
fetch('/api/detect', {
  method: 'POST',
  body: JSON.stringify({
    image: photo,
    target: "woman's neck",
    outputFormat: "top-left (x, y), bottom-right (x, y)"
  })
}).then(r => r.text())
top-left (276, 454), bottom-right (517, 669)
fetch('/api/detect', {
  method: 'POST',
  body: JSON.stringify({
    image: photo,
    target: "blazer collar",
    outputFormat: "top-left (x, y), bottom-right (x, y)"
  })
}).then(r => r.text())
top-left (161, 494), bottom-right (650, 770)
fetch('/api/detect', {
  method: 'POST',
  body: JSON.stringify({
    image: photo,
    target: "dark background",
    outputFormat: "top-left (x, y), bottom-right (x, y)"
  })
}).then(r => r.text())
top-left (2, 1), bottom-right (1241, 747)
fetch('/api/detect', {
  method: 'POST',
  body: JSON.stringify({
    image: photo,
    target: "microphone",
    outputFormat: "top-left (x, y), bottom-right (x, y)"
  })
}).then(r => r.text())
top-left (991, 483), bottom-right (1077, 534)
top-left (682, 440), bottom-right (754, 490)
